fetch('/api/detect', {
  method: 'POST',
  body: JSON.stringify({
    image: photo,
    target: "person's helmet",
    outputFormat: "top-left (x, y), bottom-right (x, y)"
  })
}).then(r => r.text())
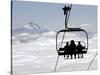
top-left (71, 40), bottom-right (74, 43)
top-left (78, 41), bottom-right (81, 44)
top-left (66, 42), bottom-right (69, 45)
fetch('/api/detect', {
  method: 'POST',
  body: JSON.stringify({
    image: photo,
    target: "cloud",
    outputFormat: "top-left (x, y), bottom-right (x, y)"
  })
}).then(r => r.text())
top-left (80, 24), bottom-right (90, 27)
top-left (12, 32), bottom-right (40, 44)
top-left (70, 24), bottom-right (97, 39)
top-left (41, 31), bottom-right (56, 38)
top-left (12, 31), bottom-right (56, 45)
top-left (12, 29), bottom-right (97, 50)
top-left (12, 30), bottom-right (97, 74)
top-left (89, 34), bottom-right (97, 50)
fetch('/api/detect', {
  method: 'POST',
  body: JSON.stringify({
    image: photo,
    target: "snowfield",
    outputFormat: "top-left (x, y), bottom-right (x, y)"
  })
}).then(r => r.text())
top-left (12, 31), bottom-right (97, 75)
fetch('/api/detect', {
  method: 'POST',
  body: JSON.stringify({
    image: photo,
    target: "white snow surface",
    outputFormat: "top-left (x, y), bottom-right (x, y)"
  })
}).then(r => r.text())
top-left (12, 31), bottom-right (97, 75)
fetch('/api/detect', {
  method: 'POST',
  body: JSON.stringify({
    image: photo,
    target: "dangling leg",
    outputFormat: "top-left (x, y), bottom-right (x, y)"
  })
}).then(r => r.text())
top-left (64, 54), bottom-right (66, 60)
top-left (81, 53), bottom-right (83, 58)
top-left (78, 53), bottom-right (80, 58)
top-left (64, 54), bottom-right (65, 57)
top-left (70, 54), bottom-right (73, 59)
top-left (74, 54), bottom-right (76, 59)
top-left (67, 54), bottom-right (69, 59)
top-left (54, 55), bottom-right (59, 72)
top-left (64, 52), bottom-right (66, 60)
top-left (67, 51), bottom-right (69, 59)
top-left (64, 51), bottom-right (66, 58)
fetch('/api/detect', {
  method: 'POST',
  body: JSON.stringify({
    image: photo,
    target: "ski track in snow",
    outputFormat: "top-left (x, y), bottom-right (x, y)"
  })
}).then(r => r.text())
top-left (12, 31), bottom-right (97, 75)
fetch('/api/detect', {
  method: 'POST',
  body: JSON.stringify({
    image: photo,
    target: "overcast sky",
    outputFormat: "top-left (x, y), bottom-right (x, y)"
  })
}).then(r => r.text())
top-left (12, 1), bottom-right (97, 32)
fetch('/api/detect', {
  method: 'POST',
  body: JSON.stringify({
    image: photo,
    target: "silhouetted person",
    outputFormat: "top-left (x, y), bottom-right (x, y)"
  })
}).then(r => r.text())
top-left (69, 40), bottom-right (77, 59)
top-left (64, 42), bottom-right (69, 59)
top-left (77, 41), bottom-right (85, 58)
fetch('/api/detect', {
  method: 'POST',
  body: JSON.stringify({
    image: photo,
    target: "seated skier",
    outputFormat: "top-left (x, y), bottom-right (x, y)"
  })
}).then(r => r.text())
top-left (64, 42), bottom-right (70, 59)
top-left (77, 41), bottom-right (85, 58)
top-left (69, 40), bottom-right (77, 59)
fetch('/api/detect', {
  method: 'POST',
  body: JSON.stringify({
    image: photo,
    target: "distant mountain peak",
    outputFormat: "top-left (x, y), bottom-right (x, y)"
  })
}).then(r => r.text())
top-left (12, 23), bottom-right (48, 36)
top-left (24, 24), bottom-right (34, 30)
top-left (24, 22), bottom-right (40, 30)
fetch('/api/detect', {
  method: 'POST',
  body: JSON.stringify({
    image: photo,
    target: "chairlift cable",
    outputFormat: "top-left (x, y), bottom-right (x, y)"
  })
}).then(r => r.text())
top-left (54, 28), bottom-right (65, 72)
top-left (54, 4), bottom-right (72, 72)
top-left (65, 4), bottom-right (72, 28)
top-left (61, 29), bottom-right (66, 47)
top-left (87, 52), bottom-right (97, 70)
top-left (54, 55), bottom-right (59, 72)
top-left (60, 4), bottom-right (72, 46)
top-left (61, 4), bottom-right (72, 46)
top-left (54, 28), bottom-right (66, 72)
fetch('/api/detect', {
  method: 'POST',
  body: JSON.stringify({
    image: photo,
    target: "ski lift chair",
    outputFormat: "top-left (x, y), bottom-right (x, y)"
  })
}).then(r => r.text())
top-left (54, 4), bottom-right (89, 72)
top-left (56, 28), bottom-right (88, 56)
